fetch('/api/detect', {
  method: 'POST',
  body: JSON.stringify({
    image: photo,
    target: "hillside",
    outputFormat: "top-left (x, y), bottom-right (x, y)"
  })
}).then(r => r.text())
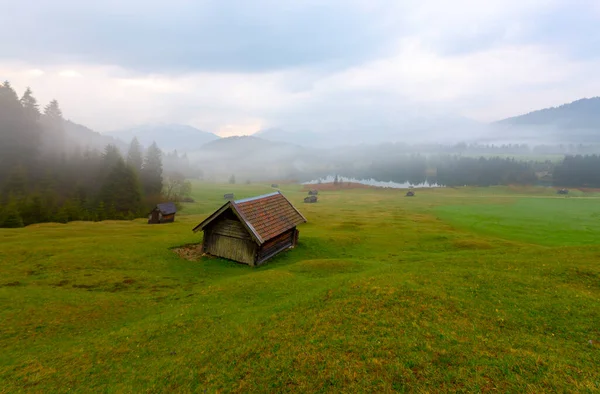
top-left (64, 120), bottom-right (127, 151)
top-left (491, 97), bottom-right (600, 144)
top-left (497, 97), bottom-right (600, 128)
top-left (255, 116), bottom-right (486, 148)
top-left (106, 123), bottom-right (220, 151)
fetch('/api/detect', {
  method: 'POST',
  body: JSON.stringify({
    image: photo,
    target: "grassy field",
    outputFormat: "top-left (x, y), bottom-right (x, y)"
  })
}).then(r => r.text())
top-left (1, 182), bottom-right (600, 392)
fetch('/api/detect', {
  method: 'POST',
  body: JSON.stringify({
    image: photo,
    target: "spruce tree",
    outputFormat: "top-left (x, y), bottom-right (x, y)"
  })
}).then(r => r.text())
top-left (3, 164), bottom-right (28, 198)
top-left (20, 87), bottom-right (40, 121)
top-left (42, 99), bottom-right (65, 154)
top-left (126, 137), bottom-right (144, 173)
top-left (0, 196), bottom-right (24, 228)
top-left (0, 82), bottom-right (26, 182)
top-left (101, 144), bottom-right (122, 179)
top-left (98, 158), bottom-right (143, 216)
top-left (141, 142), bottom-right (163, 197)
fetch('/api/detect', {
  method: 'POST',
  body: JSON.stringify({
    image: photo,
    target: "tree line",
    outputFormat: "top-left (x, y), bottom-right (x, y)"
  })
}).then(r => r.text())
top-left (0, 81), bottom-right (190, 228)
top-left (329, 154), bottom-right (598, 188)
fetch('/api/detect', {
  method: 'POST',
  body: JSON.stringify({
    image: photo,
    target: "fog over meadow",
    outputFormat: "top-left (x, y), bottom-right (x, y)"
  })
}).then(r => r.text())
top-left (2, 0), bottom-right (600, 184)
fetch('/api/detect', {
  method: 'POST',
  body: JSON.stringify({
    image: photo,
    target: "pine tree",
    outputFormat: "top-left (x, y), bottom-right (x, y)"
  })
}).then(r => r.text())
top-left (2, 164), bottom-right (28, 198)
top-left (141, 142), bottom-right (163, 197)
top-left (0, 81), bottom-right (26, 182)
top-left (44, 99), bottom-right (63, 120)
top-left (102, 144), bottom-right (122, 173)
top-left (42, 99), bottom-right (65, 154)
top-left (0, 196), bottom-right (24, 228)
top-left (20, 87), bottom-right (40, 121)
top-left (98, 158), bottom-right (143, 216)
top-left (126, 137), bottom-right (144, 173)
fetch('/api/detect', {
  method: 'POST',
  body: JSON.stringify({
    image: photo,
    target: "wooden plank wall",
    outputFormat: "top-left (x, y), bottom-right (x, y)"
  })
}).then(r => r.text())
top-left (212, 219), bottom-right (251, 240)
top-left (257, 229), bottom-right (295, 263)
top-left (204, 215), bottom-right (257, 265)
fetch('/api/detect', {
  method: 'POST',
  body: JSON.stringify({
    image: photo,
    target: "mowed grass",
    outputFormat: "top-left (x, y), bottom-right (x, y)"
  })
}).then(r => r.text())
top-left (437, 197), bottom-right (600, 246)
top-left (1, 183), bottom-right (600, 392)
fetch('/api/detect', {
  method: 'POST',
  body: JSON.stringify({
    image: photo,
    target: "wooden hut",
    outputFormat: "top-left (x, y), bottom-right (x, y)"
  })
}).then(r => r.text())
top-left (557, 188), bottom-right (569, 195)
top-left (148, 202), bottom-right (177, 224)
top-left (193, 192), bottom-right (307, 266)
top-left (405, 190), bottom-right (415, 197)
top-left (308, 189), bottom-right (318, 195)
top-left (304, 196), bottom-right (318, 203)
top-left (224, 193), bottom-right (235, 200)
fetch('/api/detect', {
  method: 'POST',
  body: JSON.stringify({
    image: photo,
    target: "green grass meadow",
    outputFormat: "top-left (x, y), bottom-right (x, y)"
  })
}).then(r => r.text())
top-left (1, 183), bottom-right (600, 392)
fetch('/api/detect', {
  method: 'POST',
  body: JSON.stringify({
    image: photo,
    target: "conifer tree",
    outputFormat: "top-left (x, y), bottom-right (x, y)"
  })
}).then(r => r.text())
top-left (20, 87), bottom-right (40, 121)
top-left (126, 137), bottom-right (144, 173)
top-left (98, 158), bottom-right (143, 216)
top-left (42, 99), bottom-right (65, 154)
top-left (141, 142), bottom-right (163, 197)
top-left (0, 196), bottom-right (24, 228)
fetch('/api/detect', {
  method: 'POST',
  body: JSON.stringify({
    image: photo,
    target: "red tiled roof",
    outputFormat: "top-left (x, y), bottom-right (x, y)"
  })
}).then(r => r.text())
top-left (233, 192), bottom-right (306, 243)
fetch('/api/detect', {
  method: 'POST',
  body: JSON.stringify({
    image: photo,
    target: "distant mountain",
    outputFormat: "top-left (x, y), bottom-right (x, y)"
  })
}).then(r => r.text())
top-left (254, 128), bottom-right (351, 147)
top-left (255, 116), bottom-right (486, 148)
top-left (106, 123), bottom-right (220, 152)
top-left (64, 120), bottom-right (127, 151)
top-left (491, 97), bottom-right (600, 144)
top-left (496, 97), bottom-right (600, 128)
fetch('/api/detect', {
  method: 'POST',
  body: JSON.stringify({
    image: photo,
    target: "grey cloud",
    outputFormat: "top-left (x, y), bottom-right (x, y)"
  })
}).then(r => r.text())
top-left (1, 0), bottom-right (402, 73)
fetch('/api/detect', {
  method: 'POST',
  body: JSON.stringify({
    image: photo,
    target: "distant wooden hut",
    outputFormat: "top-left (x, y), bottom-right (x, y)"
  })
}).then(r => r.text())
top-left (193, 192), bottom-right (307, 266)
top-left (308, 189), bottom-right (318, 195)
top-left (405, 191), bottom-right (415, 197)
top-left (148, 202), bottom-right (177, 224)
top-left (224, 193), bottom-right (235, 200)
top-left (557, 188), bottom-right (569, 195)
top-left (304, 196), bottom-right (318, 203)
top-left (271, 184), bottom-right (279, 188)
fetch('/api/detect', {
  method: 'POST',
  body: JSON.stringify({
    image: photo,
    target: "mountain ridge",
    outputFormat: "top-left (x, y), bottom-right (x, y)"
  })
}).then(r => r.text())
top-left (105, 123), bottom-right (220, 151)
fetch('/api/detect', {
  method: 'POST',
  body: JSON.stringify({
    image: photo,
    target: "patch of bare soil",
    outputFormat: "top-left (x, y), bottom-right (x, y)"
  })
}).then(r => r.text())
top-left (302, 182), bottom-right (379, 191)
top-left (172, 244), bottom-right (204, 261)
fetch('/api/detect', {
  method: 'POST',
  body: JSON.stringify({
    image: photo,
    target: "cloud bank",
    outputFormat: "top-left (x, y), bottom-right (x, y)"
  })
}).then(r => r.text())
top-left (1, 0), bottom-right (599, 137)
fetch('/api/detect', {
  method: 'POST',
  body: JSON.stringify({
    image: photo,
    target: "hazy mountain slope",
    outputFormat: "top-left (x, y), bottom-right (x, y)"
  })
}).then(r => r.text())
top-left (496, 97), bottom-right (600, 128)
top-left (256, 116), bottom-right (487, 148)
top-left (491, 97), bottom-right (600, 144)
top-left (64, 120), bottom-right (128, 151)
top-left (106, 123), bottom-right (220, 151)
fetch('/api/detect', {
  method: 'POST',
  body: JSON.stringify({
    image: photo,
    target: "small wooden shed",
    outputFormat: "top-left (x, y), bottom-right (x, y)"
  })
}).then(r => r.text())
top-left (193, 192), bottom-right (307, 266)
top-left (148, 202), bottom-right (177, 224)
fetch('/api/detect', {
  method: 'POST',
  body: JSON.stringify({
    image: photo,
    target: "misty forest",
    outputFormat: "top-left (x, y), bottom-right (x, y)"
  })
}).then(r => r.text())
top-left (2, 81), bottom-right (600, 228)
top-left (0, 82), bottom-right (196, 227)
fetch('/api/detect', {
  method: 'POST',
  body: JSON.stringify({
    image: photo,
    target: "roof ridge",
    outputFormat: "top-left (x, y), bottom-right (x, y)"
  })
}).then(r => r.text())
top-left (234, 191), bottom-right (281, 204)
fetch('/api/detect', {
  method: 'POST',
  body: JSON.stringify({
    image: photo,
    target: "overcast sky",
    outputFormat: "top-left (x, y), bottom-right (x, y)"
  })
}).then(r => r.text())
top-left (1, 0), bottom-right (599, 136)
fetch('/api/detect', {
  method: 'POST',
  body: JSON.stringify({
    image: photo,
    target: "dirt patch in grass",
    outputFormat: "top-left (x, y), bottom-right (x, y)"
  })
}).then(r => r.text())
top-left (2, 281), bottom-right (23, 287)
top-left (302, 182), bottom-right (380, 191)
top-left (172, 243), bottom-right (203, 261)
